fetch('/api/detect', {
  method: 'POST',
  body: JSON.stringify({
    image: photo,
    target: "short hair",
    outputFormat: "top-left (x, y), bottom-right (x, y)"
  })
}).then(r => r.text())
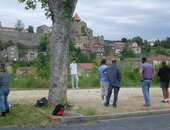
top-left (0, 63), bottom-right (6, 72)
top-left (162, 61), bottom-right (166, 65)
top-left (141, 57), bottom-right (147, 63)
top-left (72, 58), bottom-right (76, 61)
top-left (101, 59), bottom-right (106, 65)
top-left (112, 59), bottom-right (117, 63)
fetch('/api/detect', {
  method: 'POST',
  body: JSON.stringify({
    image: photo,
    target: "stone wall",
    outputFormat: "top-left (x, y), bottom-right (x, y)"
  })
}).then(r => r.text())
top-left (0, 31), bottom-right (42, 46)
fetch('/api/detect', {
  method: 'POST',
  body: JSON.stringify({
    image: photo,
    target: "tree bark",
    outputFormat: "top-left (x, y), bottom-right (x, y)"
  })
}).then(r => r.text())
top-left (48, 0), bottom-right (78, 106)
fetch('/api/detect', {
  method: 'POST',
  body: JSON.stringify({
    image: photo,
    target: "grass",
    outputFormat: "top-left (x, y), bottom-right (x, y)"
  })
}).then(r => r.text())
top-left (0, 104), bottom-right (54, 127)
top-left (76, 106), bottom-right (97, 116)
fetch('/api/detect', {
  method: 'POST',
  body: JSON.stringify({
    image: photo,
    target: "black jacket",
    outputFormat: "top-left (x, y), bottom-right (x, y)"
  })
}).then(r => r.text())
top-left (158, 65), bottom-right (170, 82)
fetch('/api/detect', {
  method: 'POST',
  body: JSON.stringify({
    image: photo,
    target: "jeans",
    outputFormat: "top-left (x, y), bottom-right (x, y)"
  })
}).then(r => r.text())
top-left (71, 74), bottom-right (79, 89)
top-left (141, 80), bottom-right (152, 105)
top-left (0, 87), bottom-right (10, 112)
top-left (106, 85), bottom-right (120, 105)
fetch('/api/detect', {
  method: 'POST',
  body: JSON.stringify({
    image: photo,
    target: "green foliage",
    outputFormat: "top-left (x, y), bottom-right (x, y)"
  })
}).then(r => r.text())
top-left (12, 60), bottom-right (33, 73)
top-left (69, 39), bottom-right (97, 63)
top-left (152, 47), bottom-right (170, 56)
top-left (11, 72), bottom-right (49, 89)
top-left (76, 106), bottom-right (97, 116)
top-left (121, 37), bottom-right (128, 42)
top-left (132, 36), bottom-right (143, 44)
top-left (34, 53), bottom-right (50, 80)
top-left (120, 44), bottom-right (136, 58)
top-left (28, 25), bottom-right (34, 33)
top-left (155, 37), bottom-right (170, 49)
top-left (15, 19), bottom-right (25, 32)
top-left (39, 34), bottom-right (49, 52)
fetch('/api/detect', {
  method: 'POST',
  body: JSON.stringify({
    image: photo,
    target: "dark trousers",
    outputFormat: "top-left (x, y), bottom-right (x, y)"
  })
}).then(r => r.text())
top-left (106, 85), bottom-right (120, 105)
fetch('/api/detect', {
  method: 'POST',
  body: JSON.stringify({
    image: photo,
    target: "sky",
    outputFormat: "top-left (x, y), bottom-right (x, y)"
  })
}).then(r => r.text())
top-left (1, 0), bottom-right (170, 41)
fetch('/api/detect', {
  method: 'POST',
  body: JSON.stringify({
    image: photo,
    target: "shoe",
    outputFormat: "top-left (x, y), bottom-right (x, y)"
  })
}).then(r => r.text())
top-left (0, 112), bottom-right (6, 117)
top-left (6, 109), bottom-right (10, 114)
top-left (104, 103), bottom-right (109, 107)
top-left (112, 104), bottom-right (117, 107)
top-left (143, 104), bottom-right (151, 107)
top-left (162, 100), bottom-right (169, 103)
top-left (101, 100), bottom-right (105, 104)
top-left (76, 87), bottom-right (80, 90)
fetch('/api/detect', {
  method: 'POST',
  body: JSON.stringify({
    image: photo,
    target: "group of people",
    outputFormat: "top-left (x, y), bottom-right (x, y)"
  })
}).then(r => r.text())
top-left (0, 63), bottom-right (10, 117)
top-left (98, 57), bottom-right (170, 107)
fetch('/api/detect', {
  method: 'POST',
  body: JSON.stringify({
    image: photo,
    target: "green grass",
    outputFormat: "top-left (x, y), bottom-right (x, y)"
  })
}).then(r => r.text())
top-left (76, 106), bottom-right (97, 116)
top-left (10, 72), bottom-right (49, 89)
top-left (0, 104), bottom-right (53, 127)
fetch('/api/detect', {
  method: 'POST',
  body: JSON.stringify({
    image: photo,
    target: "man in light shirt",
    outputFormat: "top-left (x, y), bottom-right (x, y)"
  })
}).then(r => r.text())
top-left (70, 59), bottom-right (79, 90)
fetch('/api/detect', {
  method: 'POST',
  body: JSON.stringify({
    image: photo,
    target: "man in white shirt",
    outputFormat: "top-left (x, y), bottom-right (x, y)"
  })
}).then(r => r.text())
top-left (70, 59), bottom-right (79, 89)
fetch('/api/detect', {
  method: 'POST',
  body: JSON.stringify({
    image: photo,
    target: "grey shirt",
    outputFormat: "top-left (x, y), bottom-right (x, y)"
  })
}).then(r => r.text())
top-left (140, 63), bottom-right (154, 79)
top-left (105, 64), bottom-right (121, 87)
top-left (0, 72), bottom-right (10, 88)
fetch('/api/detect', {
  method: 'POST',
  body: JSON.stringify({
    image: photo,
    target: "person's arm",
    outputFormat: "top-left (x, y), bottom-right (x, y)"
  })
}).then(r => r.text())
top-left (117, 68), bottom-right (121, 81)
top-left (140, 66), bottom-right (143, 81)
top-left (153, 68), bottom-right (156, 77)
top-left (103, 68), bottom-right (108, 74)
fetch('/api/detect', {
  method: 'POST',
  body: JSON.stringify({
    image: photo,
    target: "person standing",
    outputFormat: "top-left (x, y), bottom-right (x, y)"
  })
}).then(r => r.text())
top-left (70, 59), bottom-right (79, 90)
top-left (140, 57), bottom-right (155, 107)
top-left (158, 61), bottom-right (170, 103)
top-left (98, 59), bottom-right (109, 104)
top-left (0, 63), bottom-right (10, 117)
top-left (104, 59), bottom-right (121, 107)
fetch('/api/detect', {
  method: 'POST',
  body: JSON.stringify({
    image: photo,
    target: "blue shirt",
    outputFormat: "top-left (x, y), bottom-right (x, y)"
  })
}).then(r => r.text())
top-left (98, 65), bottom-right (109, 82)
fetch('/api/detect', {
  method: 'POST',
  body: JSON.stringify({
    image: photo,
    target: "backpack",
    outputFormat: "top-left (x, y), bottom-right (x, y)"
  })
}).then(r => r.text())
top-left (36, 97), bottom-right (48, 107)
top-left (52, 104), bottom-right (65, 116)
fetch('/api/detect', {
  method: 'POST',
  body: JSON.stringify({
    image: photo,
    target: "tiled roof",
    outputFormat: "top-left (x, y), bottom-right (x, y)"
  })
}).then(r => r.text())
top-left (115, 42), bottom-right (125, 45)
top-left (105, 43), bottom-right (115, 47)
top-left (73, 13), bottom-right (81, 21)
top-left (149, 55), bottom-right (170, 60)
top-left (1, 27), bottom-right (28, 31)
top-left (99, 56), bottom-right (117, 60)
top-left (78, 63), bottom-right (93, 70)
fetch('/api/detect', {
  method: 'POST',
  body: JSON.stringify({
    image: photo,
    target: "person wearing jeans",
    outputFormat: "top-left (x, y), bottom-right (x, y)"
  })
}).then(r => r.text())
top-left (104, 59), bottom-right (121, 107)
top-left (140, 57), bottom-right (155, 107)
top-left (0, 63), bottom-right (10, 117)
top-left (70, 59), bottom-right (79, 89)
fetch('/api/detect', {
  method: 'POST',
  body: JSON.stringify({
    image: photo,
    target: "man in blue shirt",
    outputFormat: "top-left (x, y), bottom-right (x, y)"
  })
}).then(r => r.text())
top-left (98, 59), bottom-right (109, 104)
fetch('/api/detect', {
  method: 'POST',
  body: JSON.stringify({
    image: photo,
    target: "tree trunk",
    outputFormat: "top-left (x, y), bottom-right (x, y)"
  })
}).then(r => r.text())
top-left (48, 0), bottom-right (78, 106)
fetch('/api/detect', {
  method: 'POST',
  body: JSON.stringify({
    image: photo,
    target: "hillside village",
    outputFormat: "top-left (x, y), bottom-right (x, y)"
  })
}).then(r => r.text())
top-left (0, 13), bottom-right (170, 71)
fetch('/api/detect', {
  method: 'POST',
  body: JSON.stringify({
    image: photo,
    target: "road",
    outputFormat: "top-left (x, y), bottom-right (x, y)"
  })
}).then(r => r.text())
top-left (2, 114), bottom-right (170, 130)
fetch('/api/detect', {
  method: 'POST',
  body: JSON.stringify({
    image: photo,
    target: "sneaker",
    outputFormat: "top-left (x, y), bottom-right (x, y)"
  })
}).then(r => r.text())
top-left (143, 104), bottom-right (151, 107)
top-left (163, 100), bottom-right (169, 103)
top-left (101, 100), bottom-right (105, 104)
top-left (76, 87), bottom-right (80, 90)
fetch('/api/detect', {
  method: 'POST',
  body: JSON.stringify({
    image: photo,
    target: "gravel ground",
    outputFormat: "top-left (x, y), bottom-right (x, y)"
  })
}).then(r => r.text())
top-left (9, 88), bottom-right (170, 114)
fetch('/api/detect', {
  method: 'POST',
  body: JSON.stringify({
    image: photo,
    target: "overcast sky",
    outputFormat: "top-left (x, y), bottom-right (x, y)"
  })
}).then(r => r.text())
top-left (1, 0), bottom-right (170, 41)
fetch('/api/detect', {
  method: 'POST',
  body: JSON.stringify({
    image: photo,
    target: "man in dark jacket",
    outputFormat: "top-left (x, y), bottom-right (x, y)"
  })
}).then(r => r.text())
top-left (158, 61), bottom-right (170, 103)
top-left (104, 59), bottom-right (121, 107)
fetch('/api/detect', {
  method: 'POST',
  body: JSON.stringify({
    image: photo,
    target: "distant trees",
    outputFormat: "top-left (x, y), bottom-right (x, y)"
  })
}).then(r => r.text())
top-left (132, 36), bottom-right (143, 44)
top-left (121, 37), bottom-right (128, 42)
top-left (28, 25), bottom-right (34, 33)
top-left (39, 34), bottom-right (49, 52)
top-left (155, 37), bottom-right (170, 48)
top-left (15, 20), bottom-right (25, 32)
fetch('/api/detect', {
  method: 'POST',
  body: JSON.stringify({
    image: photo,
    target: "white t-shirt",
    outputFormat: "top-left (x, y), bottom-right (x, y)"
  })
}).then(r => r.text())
top-left (70, 63), bottom-right (77, 74)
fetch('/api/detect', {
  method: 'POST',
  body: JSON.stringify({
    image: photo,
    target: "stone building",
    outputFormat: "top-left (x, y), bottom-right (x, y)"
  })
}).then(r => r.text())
top-left (104, 42), bottom-right (125, 56)
top-left (36, 25), bottom-right (52, 34)
top-left (25, 49), bottom-right (38, 61)
top-left (7, 46), bottom-right (19, 61)
top-left (71, 13), bottom-right (105, 46)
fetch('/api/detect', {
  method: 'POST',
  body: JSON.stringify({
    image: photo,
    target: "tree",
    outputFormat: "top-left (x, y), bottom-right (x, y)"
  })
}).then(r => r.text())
top-left (18, 0), bottom-right (78, 106)
top-left (132, 36), bottom-right (143, 44)
top-left (15, 19), bottom-right (25, 32)
top-left (120, 44), bottom-right (136, 58)
top-left (28, 25), bottom-right (34, 33)
top-left (39, 34), bottom-right (49, 52)
top-left (121, 37), bottom-right (128, 42)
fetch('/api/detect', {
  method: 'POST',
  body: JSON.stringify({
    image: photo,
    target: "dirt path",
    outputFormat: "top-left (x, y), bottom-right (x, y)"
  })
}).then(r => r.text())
top-left (9, 88), bottom-right (170, 114)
